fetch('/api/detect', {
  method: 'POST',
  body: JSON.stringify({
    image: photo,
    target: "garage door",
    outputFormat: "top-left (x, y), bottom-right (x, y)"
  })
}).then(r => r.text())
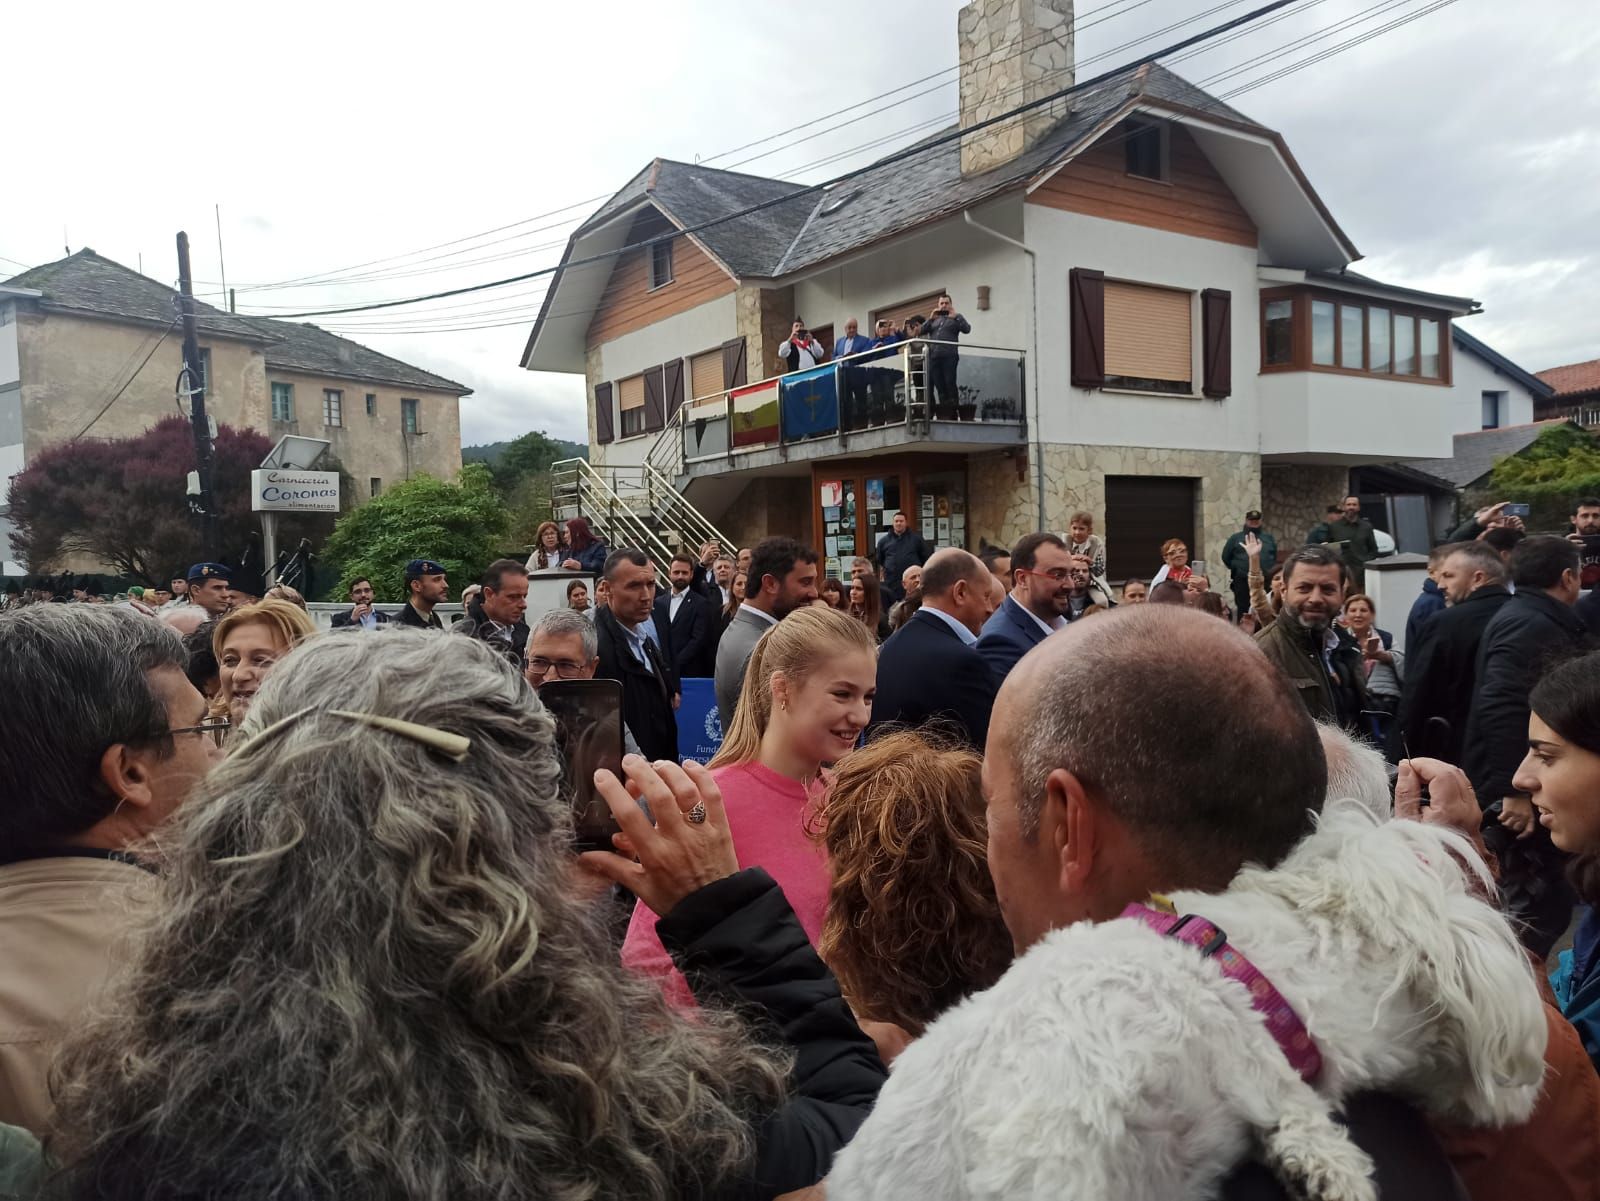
top-left (1104, 476), bottom-right (1197, 583)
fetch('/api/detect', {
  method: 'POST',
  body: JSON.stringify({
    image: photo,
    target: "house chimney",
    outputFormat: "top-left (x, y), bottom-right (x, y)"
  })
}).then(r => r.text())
top-left (959, 0), bottom-right (1075, 176)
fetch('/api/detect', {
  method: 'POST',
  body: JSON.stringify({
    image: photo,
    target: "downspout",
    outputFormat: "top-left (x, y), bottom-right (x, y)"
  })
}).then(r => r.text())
top-left (963, 209), bottom-right (1045, 530)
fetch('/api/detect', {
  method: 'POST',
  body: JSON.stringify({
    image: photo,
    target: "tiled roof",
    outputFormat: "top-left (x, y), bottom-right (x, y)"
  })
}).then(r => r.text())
top-left (3, 250), bottom-right (469, 395)
top-left (1537, 358), bottom-right (1600, 398)
top-left (1407, 419), bottom-right (1574, 489)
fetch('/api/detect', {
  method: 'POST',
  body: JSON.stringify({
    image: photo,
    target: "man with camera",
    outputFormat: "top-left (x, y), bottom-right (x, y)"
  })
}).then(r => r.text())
top-left (921, 292), bottom-right (971, 420)
top-left (777, 319), bottom-right (827, 373)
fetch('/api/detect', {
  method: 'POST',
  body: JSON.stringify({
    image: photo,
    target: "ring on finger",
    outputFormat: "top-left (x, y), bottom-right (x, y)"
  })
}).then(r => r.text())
top-left (686, 801), bottom-right (707, 824)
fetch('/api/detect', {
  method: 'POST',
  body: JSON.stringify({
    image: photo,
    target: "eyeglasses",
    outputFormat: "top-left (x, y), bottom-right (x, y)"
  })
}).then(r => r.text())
top-left (168, 717), bottom-right (231, 748)
top-left (1021, 568), bottom-right (1072, 583)
top-left (526, 657), bottom-right (589, 680)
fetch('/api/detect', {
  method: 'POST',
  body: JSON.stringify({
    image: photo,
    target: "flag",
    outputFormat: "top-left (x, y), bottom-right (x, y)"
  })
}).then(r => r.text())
top-left (780, 364), bottom-right (840, 441)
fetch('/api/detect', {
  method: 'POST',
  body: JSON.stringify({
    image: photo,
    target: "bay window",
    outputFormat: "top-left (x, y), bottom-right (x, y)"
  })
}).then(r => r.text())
top-left (1259, 290), bottom-right (1449, 384)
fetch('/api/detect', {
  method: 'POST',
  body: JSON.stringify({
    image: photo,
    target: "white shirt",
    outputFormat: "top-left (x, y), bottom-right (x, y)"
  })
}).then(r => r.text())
top-left (738, 602), bottom-right (780, 627)
top-left (1017, 597), bottom-right (1066, 638)
top-left (670, 589), bottom-right (688, 622)
top-left (920, 604), bottom-right (978, 647)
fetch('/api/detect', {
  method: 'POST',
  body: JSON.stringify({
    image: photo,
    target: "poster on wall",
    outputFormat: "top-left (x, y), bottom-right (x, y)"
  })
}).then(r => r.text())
top-left (825, 557), bottom-right (841, 580)
top-left (820, 481), bottom-right (843, 508)
top-left (866, 478), bottom-right (884, 508)
top-left (952, 516), bottom-right (966, 543)
top-left (937, 518), bottom-right (951, 542)
top-left (825, 536), bottom-right (840, 557)
top-left (881, 508), bottom-right (898, 527)
top-left (922, 520), bottom-right (938, 543)
top-left (921, 496), bottom-right (935, 518)
top-left (823, 505), bottom-right (841, 523)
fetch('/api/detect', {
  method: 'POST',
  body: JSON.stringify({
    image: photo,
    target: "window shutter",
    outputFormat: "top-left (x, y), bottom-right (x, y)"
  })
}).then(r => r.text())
top-left (1202, 289), bottom-right (1232, 399)
top-left (1105, 282), bottom-right (1192, 384)
top-left (595, 381), bottom-right (615, 444)
top-left (643, 365), bottom-right (666, 432)
top-left (1069, 268), bottom-right (1105, 389)
top-left (690, 348), bottom-right (723, 402)
top-left (722, 337), bottom-right (748, 389)
top-left (664, 358), bottom-right (685, 421)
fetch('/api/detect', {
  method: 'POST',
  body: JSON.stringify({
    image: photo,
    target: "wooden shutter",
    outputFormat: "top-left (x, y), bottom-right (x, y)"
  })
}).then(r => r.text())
top-left (690, 348), bottom-right (723, 402)
top-left (1104, 475), bottom-right (1196, 582)
top-left (873, 291), bottom-right (944, 330)
top-left (664, 359), bottom-right (685, 420)
top-left (1105, 282), bottom-right (1192, 384)
top-left (619, 374), bottom-right (645, 412)
top-left (1201, 289), bottom-right (1232, 399)
top-left (642, 366), bottom-right (666, 432)
top-left (595, 381), bottom-right (615, 444)
top-left (1069, 268), bottom-right (1105, 388)
top-left (722, 337), bottom-right (748, 389)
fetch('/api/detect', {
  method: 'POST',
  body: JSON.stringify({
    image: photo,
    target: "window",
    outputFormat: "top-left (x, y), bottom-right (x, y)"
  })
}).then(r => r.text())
top-left (1124, 121), bottom-right (1167, 181)
top-left (619, 374), bottom-right (647, 438)
top-left (1263, 300), bottom-right (1293, 365)
top-left (401, 397), bottom-right (420, 434)
top-left (1393, 316), bottom-right (1416, 376)
top-left (1368, 307), bottom-right (1391, 373)
top-left (270, 381), bottom-right (295, 422)
top-left (650, 239), bottom-right (673, 289)
top-left (1103, 281), bottom-right (1192, 394)
top-left (370, 477), bottom-right (382, 497)
top-left (1419, 319), bottom-right (1441, 379)
top-left (1339, 305), bottom-right (1364, 369)
top-left (689, 347), bottom-right (724, 404)
top-left (365, 393), bottom-right (376, 416)
top-left (1482, 391), bottom-right (1505, 431)
top-left (197, 348), bottom-right (213, 395)
top-left (323, 388), bottom-right (343, 427)
top-left (1310, 300), bottom-right (1336, 367)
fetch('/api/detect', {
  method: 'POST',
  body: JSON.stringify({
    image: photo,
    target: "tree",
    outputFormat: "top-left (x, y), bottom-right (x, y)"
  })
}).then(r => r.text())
top-left (492, 430), bottom-right (568, 493)
top-left (1480, 424), bottom-right (1600, 530)
top-left (320, 463), bottom-right (509, 602)
top-left (6, 417), bottom-right (334, 585)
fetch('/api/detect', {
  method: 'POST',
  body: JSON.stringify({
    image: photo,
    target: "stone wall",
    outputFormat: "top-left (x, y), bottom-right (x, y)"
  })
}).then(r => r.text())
top-left (717, 475), bottom-right (811, 552)
top-left (958, 0), bottom-right (1074, 176)
top-left (736, 285), bottom-right (796, 382)
top-left (1261, 463), bottom-right (1351, 552)
top-left (967, 448), bottom-right (1034, 551)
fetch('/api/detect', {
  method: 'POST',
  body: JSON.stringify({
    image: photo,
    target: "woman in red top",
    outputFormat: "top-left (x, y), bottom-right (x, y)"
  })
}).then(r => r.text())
top-left (1151, 538), bottom-right (1195, 589)
top-left (621, 606), bottom-right (877, 1007)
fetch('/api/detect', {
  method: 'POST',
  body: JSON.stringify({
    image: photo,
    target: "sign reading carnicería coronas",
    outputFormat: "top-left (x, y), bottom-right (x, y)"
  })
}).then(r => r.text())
top-left (250, 469), bottom-right (341, 513)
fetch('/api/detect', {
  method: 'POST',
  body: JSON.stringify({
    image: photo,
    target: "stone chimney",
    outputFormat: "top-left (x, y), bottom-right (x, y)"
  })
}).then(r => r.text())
top-left (959, 0), bottom-right (1075, 176)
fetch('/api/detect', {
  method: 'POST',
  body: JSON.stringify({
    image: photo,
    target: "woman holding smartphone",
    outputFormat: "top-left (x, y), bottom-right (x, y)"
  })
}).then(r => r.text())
top-left (621, 607), bottom-right (877, 1008)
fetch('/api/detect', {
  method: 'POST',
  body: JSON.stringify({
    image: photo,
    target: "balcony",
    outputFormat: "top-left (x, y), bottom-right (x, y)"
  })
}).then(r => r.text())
top-left (647, 341), bottom-right (1027, 484)
top-left (1258, 369), bottom-right (1452, 463)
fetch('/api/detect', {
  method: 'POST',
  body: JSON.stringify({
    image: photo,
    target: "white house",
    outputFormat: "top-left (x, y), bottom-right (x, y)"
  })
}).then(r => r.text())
top-left (521, 0), bottom-right (1534, 579)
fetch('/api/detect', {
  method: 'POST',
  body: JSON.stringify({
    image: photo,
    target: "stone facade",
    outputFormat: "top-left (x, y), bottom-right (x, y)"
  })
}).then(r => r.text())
top-left (967, 448), bottom-right (1034, 550)
top-left (958, 0), bottom-right (1074, 176)
top-left (735, 284), bottom-right (796, 382)
top-left (1261, 463), bottom-right (1351, 552)
top-left (717, 475), bottom-right (811, 552)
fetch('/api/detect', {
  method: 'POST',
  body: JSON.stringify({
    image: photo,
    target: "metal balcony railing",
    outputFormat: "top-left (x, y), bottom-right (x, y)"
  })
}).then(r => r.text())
top-left (645, 339), bottom-right (1027, 481)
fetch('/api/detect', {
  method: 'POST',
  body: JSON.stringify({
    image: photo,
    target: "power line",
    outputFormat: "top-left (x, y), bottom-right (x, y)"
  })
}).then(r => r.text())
top-left (72, 317), bottom-right (179, 441)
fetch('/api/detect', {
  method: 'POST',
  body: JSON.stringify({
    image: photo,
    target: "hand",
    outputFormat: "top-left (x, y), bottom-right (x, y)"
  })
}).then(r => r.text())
top-left (858, 1019), bottom-right (914, 1066)
top-left (1473, 501), bottom-right (1508, 528)
top-left (1569, 533), bottom-right (1587, 546)
top-left (1505, 515), bottom-right (1526, 533)
top-left (1498, 794), bottom-right (1538, 840)
top-left (580, 757), bottom-right (739, 916)
top-left (672, 692), bottom-right (681, 711)
top-left (561, 558), bottom-right (582, 571)
top-left (1244, 532), bottom-right (1262, 562)
top-left (699, 541), bottom-right (718, 566)
top-left (1362, 635), bottom-right (1383, 660)
top-left (1395, 758), bottom-right (1484, 849)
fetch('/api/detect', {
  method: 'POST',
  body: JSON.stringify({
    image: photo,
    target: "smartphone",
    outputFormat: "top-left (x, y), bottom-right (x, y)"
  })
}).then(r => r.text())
top-left (1503, 503), bottom-right (1531, 519)
top-left (539, 679), bottom-right (626, 853)
top-left (1190, 559), bottom-right (1207, 578)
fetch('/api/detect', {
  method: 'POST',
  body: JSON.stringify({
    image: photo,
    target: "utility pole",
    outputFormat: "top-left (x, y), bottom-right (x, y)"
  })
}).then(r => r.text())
top-left (177, 232), bottom-right (220, 559)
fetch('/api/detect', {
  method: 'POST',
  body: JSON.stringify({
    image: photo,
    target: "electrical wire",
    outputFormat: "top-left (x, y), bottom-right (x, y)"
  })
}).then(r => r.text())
top-left (71, 316), bottom-right (180, 440)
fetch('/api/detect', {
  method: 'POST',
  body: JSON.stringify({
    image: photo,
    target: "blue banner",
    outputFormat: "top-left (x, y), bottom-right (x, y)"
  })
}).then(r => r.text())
top-left (677, 677), bottom-right (724, 763)
top-left (780, 364), bottom-right (840, 441)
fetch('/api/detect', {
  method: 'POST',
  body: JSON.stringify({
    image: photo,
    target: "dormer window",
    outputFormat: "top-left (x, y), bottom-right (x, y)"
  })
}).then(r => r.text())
top-left (1125, 121), bottom-right (1168, 182)
top-left (650, 239), bottom-right (674, 290)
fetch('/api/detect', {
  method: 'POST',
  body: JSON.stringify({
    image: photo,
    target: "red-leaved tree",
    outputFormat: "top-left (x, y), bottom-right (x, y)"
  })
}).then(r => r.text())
top-left (7, 417), bottom-right (335, 584)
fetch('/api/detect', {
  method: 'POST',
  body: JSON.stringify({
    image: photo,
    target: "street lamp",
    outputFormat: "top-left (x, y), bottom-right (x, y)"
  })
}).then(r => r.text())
top-left (258, 435), bottom-right (331, 583)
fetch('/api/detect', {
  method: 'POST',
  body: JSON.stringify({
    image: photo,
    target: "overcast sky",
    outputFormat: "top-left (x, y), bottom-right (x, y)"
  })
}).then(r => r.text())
top-left (5, 0), bottom-right (1597, 446)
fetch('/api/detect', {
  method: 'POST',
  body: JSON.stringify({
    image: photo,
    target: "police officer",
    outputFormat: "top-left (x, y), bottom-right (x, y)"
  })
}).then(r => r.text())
top-left (397, 559), bottom-right (448, 630)
top-left (186, 563), bottom-right (234, 619)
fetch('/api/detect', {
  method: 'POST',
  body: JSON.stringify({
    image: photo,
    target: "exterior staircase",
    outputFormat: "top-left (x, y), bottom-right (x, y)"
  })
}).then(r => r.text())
top-left (549, 458), bottom-right (736, 584)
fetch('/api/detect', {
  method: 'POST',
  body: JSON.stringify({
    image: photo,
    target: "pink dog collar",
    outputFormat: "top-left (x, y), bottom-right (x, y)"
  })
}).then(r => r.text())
top-left (1123, 902), bottom-right (1323, 1083)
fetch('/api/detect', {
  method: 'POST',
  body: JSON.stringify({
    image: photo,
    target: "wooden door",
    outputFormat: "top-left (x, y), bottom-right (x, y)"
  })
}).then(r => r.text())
top-left (1104, 475), bottom-right (1196, 582)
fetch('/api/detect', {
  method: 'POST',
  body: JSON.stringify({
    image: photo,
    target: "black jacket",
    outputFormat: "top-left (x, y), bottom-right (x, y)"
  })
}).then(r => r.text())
top-left (593, 604), bottom-right (679, 762)
top-left (1577, 586), bottom-right (1600, 638)
top-left (329, 606), bottom-right (391, 628)
top-left (654, 587), bottom-right (716, 679)
top-left (1463, 590), bottom-right (1588, 801)
top-left (450, 597), bottom-right (529, 668)
top-left (869, 608), bottom-right (996, 749)
top-left (875, 529), bottom-right (931, 596)
top-left (394, 601), bottom-right (443, 630)
top-left (657, 868), bottom-right (887, 1200)
top-left (1386, 586), bottom-right (1512, 764)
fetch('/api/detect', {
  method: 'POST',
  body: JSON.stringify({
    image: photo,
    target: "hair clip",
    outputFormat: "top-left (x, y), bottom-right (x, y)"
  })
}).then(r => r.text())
top-left (240, 706), bottom-right (471, 762)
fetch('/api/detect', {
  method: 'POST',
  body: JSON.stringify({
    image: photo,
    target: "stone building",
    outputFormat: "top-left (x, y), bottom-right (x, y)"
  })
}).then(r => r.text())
top-left (521, 0), bottom-right (1520, 580)
top-left (1, 250), bottom-right (468, 573)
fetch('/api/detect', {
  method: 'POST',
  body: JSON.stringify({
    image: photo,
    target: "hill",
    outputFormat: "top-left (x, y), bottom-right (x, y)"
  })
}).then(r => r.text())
top-left (463, 434), bottom-right (586, 467)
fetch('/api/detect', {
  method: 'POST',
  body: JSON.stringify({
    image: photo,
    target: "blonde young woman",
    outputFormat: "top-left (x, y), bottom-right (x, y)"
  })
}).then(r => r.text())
top-left (213, 599), bottom-right (316, 730)
top-left (621, 606), bottom-right (877, 1007)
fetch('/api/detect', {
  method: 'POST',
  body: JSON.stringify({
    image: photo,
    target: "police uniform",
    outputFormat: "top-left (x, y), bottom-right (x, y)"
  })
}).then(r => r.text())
top-left (397, 559), bottom-right (446, 630)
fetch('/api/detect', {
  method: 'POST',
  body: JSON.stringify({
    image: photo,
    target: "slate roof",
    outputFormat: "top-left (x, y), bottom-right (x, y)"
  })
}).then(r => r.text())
top-left (1407, 419), bottom-right (1574, 489)
top-left (1453, 326), bottom-right (1555, 399)
top-left (3, 250), bottom-right (469, 395)
top-left (1537, 358), bottom-right (1600, 399)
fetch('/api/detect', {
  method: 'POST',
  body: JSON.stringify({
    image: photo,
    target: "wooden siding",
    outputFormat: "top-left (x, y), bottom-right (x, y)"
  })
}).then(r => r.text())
top-left (1029, 124), bottom-right (1258, 248)
top-left (585, 236), bottom-right (736, 348)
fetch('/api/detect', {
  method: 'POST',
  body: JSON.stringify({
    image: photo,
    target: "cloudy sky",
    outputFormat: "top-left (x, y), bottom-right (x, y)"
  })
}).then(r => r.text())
top-left (5, 0), bottom-right (1596, 446)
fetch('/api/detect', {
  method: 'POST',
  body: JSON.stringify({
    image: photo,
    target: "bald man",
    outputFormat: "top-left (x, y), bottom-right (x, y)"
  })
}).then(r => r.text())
top-left (868, 548), bottom-right (997, 749)
top-left (829, 604), bottom-right (1514, 1200)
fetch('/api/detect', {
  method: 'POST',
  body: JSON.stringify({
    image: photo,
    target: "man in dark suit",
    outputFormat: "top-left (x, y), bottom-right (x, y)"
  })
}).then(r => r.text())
top-left (594, 548), bottom-right (679, 762)
top-left (1386, 542), bottom-right (1510, 765)
top-left (870, 549), bottom-right (997, 748)
top-left (714, 536), bottom-right (820, 729)
top-left (654, 552), bottom-right (716, 679)
top-left (330, 577), bottom-right (391, 629)
top-left (976, 532), bottom-right (1074, 683)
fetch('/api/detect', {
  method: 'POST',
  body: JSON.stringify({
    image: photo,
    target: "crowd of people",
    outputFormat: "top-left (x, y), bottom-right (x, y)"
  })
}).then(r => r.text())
top-left (6, 489), bottom-right (1600, 1200)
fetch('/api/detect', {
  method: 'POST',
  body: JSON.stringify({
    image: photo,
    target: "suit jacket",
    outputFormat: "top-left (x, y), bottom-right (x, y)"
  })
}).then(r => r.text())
top-left (593, 605), bottom-right (679, 762)
top-left (976, 595), bottom-right (1053, 683)
top-left (329, 606), bottom-right (391, 629)
top-left (715, 606), bottom-right (778, 730)
top-left (870, 609), bottom-right (996, 748)
top-left (654, 588), bottom-right (715, 679)
top-left (1386, 586), bottom-right (1512, 764)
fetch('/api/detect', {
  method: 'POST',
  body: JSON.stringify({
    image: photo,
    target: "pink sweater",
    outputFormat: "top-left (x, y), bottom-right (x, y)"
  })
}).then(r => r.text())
top-left (620, 760), bottom-right (829, 1008)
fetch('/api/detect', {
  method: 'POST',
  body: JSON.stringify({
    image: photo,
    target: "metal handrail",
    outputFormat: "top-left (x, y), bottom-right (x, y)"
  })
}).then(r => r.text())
top-left (640, 461), bottom-right (736, 557)
top-left (550, 458), bottom-right (675, 583)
